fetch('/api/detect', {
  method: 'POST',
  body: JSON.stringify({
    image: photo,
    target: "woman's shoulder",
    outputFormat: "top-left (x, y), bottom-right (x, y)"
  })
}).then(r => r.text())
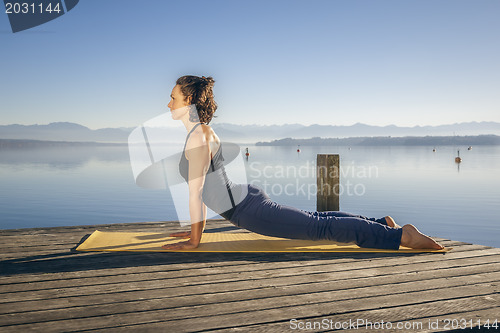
top-left (187, 124), bottom-right (220, 149)
top-left (200, 124), bottom-right (220, 142)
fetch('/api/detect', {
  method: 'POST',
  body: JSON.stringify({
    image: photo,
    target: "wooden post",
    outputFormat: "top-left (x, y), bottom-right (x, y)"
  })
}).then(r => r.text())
top-left (316, 154), bottom-right (340, 211)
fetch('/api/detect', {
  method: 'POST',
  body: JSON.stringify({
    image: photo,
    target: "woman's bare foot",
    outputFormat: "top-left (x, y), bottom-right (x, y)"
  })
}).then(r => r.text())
top-left (400, 224), bottom-right (444, 250)
top-left (385, 216), bottom-right (401, 228)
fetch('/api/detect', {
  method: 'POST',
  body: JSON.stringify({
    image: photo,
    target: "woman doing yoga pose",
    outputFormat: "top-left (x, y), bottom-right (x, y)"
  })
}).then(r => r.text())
top-left (161, 75), bottom-right (443, 251)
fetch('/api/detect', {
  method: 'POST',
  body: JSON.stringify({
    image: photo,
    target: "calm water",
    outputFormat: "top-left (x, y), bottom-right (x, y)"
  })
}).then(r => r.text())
top-left (1, 145), bottom-right (499, 248)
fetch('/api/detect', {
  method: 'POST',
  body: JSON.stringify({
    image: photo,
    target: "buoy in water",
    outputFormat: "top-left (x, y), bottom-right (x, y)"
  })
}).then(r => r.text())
top-left (297, 145), bottom-right (301, 153)
top-left (455, 149), bottom-right (462, 163)
top-left (245, 147), bottom-right (250, 157)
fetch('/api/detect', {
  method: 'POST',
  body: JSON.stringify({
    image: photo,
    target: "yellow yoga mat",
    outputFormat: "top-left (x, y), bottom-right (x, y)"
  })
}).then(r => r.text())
top-left (76, 230), bottom-right (450, 253)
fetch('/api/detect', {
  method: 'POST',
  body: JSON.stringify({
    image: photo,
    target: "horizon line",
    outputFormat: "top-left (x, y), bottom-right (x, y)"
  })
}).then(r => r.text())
top-left (1, 120), bottom-right (499, 130)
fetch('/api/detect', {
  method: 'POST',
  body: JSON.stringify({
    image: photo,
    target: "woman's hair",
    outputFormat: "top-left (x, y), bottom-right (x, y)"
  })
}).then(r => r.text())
top-left (176, 75), bottom-right (217, 124)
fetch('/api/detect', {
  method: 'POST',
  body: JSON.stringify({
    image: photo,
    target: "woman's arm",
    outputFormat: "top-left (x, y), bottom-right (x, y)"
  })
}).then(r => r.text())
top-left (163, 129), bottom-right (210, 250)
top-left (169, 202), bottom-right (207, 239)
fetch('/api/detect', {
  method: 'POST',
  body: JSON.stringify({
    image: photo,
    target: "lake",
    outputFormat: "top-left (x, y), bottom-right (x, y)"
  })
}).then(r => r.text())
top-left (1, 144), bottom-right (499, 248)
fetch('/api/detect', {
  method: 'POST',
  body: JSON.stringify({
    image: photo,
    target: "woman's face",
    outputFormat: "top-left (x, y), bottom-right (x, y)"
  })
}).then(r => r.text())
top-left (168, 85), bottom-right (190, 120)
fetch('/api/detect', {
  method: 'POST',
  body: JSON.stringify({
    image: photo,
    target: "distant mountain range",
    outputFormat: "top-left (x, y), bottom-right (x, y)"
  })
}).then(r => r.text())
top-left (0, 122), bottom-right (130, 143)
top-left (0, 139), bottom-right (124, 149)
top-left (1, 121), bottom-right (500, 144)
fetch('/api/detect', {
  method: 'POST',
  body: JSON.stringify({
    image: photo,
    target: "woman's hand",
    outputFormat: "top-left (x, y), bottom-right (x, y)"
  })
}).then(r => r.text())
top-left (169, 231), bottom-right (191, 239)
top-left (161, 240), bottom-right (199, 251)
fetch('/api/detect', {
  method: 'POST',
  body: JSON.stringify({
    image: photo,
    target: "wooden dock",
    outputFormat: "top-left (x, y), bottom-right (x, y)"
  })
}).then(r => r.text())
top-left (0, 220), bottom-right (499, 332)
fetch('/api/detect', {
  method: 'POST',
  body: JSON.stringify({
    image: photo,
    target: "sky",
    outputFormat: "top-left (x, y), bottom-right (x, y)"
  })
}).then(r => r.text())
top-left (1, 0), bottom-right (499, 129)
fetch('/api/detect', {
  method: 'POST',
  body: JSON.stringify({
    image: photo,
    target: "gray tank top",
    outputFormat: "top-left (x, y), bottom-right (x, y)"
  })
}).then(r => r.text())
top-left (178, 123), bottom-right (242, 220)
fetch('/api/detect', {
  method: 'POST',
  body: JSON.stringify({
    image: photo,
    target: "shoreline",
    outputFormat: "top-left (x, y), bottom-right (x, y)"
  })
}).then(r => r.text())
top-left (2, 134), bottom-right (500, 149)
top-left (256, 134), bottom-right (500, 146)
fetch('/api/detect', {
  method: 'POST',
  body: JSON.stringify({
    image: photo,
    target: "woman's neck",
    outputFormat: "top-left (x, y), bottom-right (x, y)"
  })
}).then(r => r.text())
top-left (179, 105), bottom-right (202, 132)
top-left (183, 120), bottom-right (202, 133)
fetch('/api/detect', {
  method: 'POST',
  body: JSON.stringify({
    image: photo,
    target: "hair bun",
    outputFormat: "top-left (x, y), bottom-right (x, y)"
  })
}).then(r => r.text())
top-left (201, 76), bottom-right (214, 86)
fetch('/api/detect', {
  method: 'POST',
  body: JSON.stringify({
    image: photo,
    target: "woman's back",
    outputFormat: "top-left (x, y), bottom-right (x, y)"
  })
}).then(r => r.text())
top-left (179, 123), bottom-right (246, 220)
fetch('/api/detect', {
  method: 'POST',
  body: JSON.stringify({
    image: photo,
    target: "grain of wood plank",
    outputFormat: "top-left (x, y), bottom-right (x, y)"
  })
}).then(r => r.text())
top-left (0, 243), bottom-right (494, 289)
top-left (221, 302), bottom-right (500, 333)
top-left (1, 251), bottom-right (498, 306)
top-left (1, 264), bottom-right (498, 319)
top-left (0, 256), bottom-right (498, 320)
top-left (11, 287), bottom-right (493, 333)
top-left (1, 267), bottom-right (498, 327)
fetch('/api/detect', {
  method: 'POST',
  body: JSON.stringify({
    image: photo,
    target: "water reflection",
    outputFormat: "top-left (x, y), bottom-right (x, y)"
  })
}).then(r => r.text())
top-left (0, 145), bottom-right (129, 170)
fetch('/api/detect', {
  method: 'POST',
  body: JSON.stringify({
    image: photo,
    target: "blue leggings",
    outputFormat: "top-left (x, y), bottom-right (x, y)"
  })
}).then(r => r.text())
top-left (230, 184), bottom-right (403, 250)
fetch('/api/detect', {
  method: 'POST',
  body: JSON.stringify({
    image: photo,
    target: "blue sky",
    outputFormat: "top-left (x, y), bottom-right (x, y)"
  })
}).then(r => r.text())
top-left (1, 0), bottom-right (499, 129)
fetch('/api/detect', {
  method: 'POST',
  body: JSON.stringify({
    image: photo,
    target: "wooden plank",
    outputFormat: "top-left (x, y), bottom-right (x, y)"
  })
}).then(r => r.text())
top-left (234, 300), bottom-right (500, 333)
top-left (1, 246), bottom-right (497, 297)
top-left (0, 220), bottom-right (225, 236)
top-left (0, 244), bottom-right (499, 285)
top-left (1, 253), bottom-right (498, 310)
top-left (1, 266), bottom-right (498, 327)
top-left (3, 283), bottom-right (495, 332)
top-left (1, 264), bottom-right (498, 319)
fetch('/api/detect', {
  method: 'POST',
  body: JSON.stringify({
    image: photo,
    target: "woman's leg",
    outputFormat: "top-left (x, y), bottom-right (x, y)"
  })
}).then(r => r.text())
top-left (306, 212), bottom-right (403, 249)
top-left (231, 186), bottom-right (403, 250)
top-left (230, 185), bottom-right (441, 250)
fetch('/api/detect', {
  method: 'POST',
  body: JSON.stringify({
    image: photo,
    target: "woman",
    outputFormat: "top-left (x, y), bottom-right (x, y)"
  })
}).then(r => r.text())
top-left (162, 75), bottom-right (444, 251)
